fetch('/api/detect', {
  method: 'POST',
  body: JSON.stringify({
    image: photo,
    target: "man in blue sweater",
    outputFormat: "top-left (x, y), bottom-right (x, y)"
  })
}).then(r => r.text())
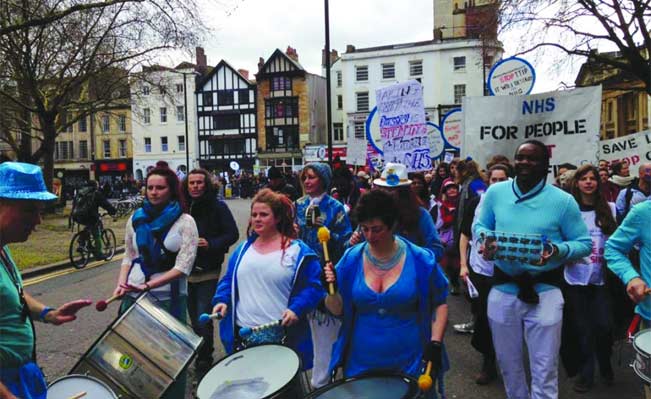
top-left (474, 140), bottom-right (592, 399)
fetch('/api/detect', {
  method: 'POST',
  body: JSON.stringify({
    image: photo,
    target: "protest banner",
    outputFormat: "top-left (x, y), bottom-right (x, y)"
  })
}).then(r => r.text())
top-left (487, 57), bottom-right (536, 96)
top-left (375, 80), bottom-right (430, 172)
top-left (427, 123), bottom-right (446, 160)
top-left (347, 136), bottom-right (367, 166)
top-left (462, 86), bottom-right (602, 180)
top-left (599, 130), bottom-right (651, 168)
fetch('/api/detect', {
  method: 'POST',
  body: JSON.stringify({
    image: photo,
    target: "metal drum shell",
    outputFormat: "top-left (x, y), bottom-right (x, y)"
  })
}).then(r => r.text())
top-left (633, 329), bottom-right (651, 385)
top-left (305, 372), bottom-right (422, 399)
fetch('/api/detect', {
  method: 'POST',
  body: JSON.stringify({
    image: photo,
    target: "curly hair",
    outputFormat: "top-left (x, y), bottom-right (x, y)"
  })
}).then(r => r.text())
top-left (353, 190), bottom-right (399, 229)
top-left (248, 188), bottom-right (298, 249)
top-left (146, 165), bottom-right (186, 212)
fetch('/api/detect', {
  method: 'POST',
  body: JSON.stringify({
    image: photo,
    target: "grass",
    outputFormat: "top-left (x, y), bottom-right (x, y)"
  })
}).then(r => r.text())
top-left (9, 210), bottom-right (129, 271)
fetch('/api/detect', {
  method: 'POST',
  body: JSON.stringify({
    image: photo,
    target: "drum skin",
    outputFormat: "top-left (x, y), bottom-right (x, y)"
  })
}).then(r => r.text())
top-left (47, 374), bottom-right (117, 399)
top-left (305, 373), bottom-right (421, 399)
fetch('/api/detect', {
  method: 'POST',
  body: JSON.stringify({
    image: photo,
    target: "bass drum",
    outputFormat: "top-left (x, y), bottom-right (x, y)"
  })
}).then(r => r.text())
top-left (305, 372), bottom-right (422, 399)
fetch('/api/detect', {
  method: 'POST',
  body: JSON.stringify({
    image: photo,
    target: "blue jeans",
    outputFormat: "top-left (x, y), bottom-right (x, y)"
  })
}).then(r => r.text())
top-left (188, 279), bottom-right (218, 366)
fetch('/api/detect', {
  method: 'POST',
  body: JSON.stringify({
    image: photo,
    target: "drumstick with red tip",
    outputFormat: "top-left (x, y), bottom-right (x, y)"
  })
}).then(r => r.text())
top-left (239, 320), bottom-right (282, 338)
top-left (95, 294), bottom-right (122, 312)
top-left (418, 362), bottom-right (433, 391)
top-left (317, 227), bottom-right (336, 295)
top-left (198, 312), bottom-right (223, 325)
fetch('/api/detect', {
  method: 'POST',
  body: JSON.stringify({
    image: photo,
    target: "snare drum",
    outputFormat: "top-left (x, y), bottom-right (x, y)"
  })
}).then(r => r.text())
top-left (633, 329), bottom-right (651, 384)
top-left (197, 344), bottom-right (303, 399)
top-left (47, 374), bottom-right (117, 399)
top-left (305, 373), bottom-right (421, 399)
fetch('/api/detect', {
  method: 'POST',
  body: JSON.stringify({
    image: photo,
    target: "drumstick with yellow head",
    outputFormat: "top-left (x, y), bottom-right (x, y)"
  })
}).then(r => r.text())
top-left (418, 362), bottom-right (433, 391)
top-left (317, 226), bottom-right (336, 295)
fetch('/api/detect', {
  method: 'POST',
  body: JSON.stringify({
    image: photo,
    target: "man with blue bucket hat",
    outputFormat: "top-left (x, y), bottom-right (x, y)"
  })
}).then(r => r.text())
top-left (0, 162), bottom-right (92, 399)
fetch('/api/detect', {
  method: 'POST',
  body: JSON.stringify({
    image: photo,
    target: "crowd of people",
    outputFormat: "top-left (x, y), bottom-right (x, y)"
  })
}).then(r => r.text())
top-left (1, 141), bottom-right (651, 398)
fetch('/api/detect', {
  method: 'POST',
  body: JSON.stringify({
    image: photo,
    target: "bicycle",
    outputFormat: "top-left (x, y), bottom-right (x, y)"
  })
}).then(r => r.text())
top-left (68, 213), bottom-right (117, 269)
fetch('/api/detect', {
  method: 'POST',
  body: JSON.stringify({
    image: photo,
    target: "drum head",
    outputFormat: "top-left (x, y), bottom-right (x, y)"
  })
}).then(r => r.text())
top-left (197, 344), bottom-right (300, 399)
top-left (635, 330), bottom-right (651, 354)
top-left (307, 374), bottom-right (418, 399)
top-left (48, 374), bottom-right (117, 399)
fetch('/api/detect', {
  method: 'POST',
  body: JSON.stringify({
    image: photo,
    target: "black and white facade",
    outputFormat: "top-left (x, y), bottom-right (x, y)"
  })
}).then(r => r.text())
top-left (195, 60), bottom-right (257, 172)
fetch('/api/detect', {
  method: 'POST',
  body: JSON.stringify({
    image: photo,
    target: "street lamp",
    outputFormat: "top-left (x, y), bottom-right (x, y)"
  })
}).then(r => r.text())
top-left (324, 0), bottom-right (333, 165)
top-left (167, 68), bottom-right (200, 172)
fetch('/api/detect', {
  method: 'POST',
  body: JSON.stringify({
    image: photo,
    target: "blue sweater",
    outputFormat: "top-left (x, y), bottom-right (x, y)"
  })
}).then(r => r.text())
top-left (606, 201), bottom-right (651, 320)
top-left (212, 236), bottom-right (325, 369)
top-left (473, 179), bottom-right (592, 295)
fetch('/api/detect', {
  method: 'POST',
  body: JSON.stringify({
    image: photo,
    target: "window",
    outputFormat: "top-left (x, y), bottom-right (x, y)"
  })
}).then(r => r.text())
top-left (79, 140), bottom-right (88, 159)
top-left (65, 114), bottom-right (73, 132)
top-left (203, 92), bottom-right (213, 106)
top-left (144, 137), bottom-right (151, 153)
top-left (118, 114), bottom-right (126, 132)
top-left (79, 117), bottom-right (87, 132)
top-left (176, 106), bottom-right (184, 122)
top-left (607, 102), bottom-right (613, 122)
top-left (119, 139), bottom-right (127, 157)
top-left (218, 90), bottom-right (235, 105)
top-left (454, 84), bottom-right (466, 104)
top-left (239, 89), bottom-right (250, 104)
top-left (213, 114), bottom-right (241, 130)
top-left (336, 71), bottom-right (342, 87)
top-left (453, 56), bottom-right (466, 71)
top-left (101, 115), bottom-right (110, 133)
top-left (409, 60), bottom-right (423, 76)
top-left (161, 136), bottom-right (168, 152)
top-left (160, 107), bottom-right (167, 123)
top-left (337, 95), bottom-right (343, 110)
top-left (334, 123), bottom-right (344, 141)
top-left (143, 85), bottom-right (150, 95)
top-left (355, 65), bottom-right (368, 81)
top-left (382, 63), bottom-right (395, 79)
top-left (356, 92), bottom-right (369, 112)
top-left (103, 140), bottom-right (111, 158)
top-left (143, 108), bottom-right (151, 124)
top-left (354, 121), bottom-right (365, 139)
top-left (56, 141), bottom-right (73, 160)
top-left (178, 135), bottom-right (185, 151)
top-left (176, 83), bottom-right (184, 93)
top-left (271, 76), bottom-right (292, 91)
top-left (265, 98), bottom-right (299, 119)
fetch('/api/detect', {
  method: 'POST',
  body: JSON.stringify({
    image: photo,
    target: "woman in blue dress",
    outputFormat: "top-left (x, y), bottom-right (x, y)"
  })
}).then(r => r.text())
top-left (324, 189), bottom-right (449, 398)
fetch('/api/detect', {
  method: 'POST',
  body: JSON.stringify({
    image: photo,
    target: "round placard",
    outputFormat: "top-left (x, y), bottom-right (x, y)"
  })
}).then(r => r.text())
top-left (487, 57), bottom-right (536, 96)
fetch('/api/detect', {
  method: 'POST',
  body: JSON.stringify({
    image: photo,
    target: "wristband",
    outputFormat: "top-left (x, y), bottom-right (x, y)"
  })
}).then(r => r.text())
top-left (39, 306), bottom-right (54, 322)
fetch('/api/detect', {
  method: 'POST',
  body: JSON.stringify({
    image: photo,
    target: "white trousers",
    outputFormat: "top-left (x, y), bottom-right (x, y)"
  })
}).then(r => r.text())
top-left (309, 312), bottom-right (342, 388)
top-left (488, 288), bottom-right (564, 399)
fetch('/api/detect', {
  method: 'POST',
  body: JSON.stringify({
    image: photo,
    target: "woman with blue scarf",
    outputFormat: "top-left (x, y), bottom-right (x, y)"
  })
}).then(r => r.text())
top-left (113, 165), bottom-right (198, 399)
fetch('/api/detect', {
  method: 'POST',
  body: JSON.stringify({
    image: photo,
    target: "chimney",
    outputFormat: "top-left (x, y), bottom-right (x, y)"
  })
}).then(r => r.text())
top-left (258, 57), bottom-right (265, 72)
top-left (321, 49), bottom-right (340, 67)
top-left (286, 46), bottom-right (299, 62)
top-left (195, 46), bottom-right (207, 73)
top-left (345, 44), bottom-right (356, 53)
top-left (238, 69), bottom-right (250, 80)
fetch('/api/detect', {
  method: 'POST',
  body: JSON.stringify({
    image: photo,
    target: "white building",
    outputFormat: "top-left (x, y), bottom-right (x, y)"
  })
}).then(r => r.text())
top-left (130, 63), bottom-right (200, 180)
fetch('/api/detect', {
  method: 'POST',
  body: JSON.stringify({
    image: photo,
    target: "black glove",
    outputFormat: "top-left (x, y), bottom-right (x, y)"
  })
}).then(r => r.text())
top-left (423, 340), bottom-right (442, 376)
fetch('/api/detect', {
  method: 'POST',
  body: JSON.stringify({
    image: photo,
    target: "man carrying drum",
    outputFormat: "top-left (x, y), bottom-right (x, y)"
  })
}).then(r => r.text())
top-left (0, 162), bottom-right (92, 399)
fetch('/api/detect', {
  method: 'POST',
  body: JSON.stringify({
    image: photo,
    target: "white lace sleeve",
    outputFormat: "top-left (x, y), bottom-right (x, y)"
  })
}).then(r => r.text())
top-left (121, 216), bottom-right (137, 268)
top-left (173, 214), bottom-right (199, 276)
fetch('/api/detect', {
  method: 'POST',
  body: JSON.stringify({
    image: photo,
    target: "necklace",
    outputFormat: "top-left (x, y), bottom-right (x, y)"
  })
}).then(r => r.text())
top-left (364, 238), bottom-right (405, 271)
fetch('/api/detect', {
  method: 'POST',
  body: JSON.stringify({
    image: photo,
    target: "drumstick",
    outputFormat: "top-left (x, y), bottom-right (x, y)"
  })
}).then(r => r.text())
top-left (317, 227), bottom-right (336, 295)
top-left (418, 361), bottom-right (433, 391)
top-left (239, 320), bottom-right (281, 338)
top-left (95, 294), bottom-right (122, 312)
top-left (67, 392), bottom-right (87, 399)
top-left (198, 312), bottom-right (223, 325)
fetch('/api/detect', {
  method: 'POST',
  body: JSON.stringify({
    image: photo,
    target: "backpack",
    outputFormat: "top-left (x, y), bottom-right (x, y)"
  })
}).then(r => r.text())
top-left (72, 187), bottom-right (97, 224)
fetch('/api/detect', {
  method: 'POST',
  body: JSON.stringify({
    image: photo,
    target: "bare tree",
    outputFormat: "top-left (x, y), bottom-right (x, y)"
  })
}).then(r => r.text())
top-left (499, 0), bottom-right (651, 94)
top-left (0, 0), bottom-right (207, 188)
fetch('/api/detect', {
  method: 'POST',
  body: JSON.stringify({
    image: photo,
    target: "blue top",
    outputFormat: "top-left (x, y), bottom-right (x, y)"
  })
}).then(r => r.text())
top-left (345, 260), bottom-right (422, 377)
top-left (330, 237), bottom-right (449, 380)
top-left (212, 235), bottom-right (325, 369)
top-left (615, 186), bottom-right (651, 219)
top-left (606, 201), bottom-right (651, 320)
top-left (473, 179), bottom-right (592, 295)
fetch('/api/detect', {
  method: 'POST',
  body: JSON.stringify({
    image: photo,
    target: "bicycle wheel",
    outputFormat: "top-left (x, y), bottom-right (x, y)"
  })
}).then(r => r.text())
top-left (69, 231), bottom-right (91, 269)
top-left (100, 228), bottom-right (117, 261)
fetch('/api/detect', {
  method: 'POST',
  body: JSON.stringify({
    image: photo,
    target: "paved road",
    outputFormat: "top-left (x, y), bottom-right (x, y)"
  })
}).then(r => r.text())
top-left (25, 198), bottom-right (644, 398)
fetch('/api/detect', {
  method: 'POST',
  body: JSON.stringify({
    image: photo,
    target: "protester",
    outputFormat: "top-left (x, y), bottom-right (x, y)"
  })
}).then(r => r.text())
top-left (555, 163), bottom-right (577, 187)
top-left (438, 179), bottom-right (461, 294)
top-left (0, 162), bottom-right (92, 399)
top-left (266, 166), bottom-right (299, 201)
top-left (331, 166), bottom-right (360, 216)
top-left (609, 161), bottom-right (635, 189)
top-left (563, 164), bottom-right (617, 392)
top-left (183, 168), bottom-right (239, 378)
top-left (212, 189), bottom-right (324, 369)
top-left (113, 165), bottom-right (198, 399)
top-left (409, 172), bottom-right (431, 207)
top-left (456, 164), bottom-right (509, 384)
top-left (71, 180), bottom-right (117, 259)
top-left (324, 190), bottom-right (449, 398)
top-left (475, 140), bottom-right (592, 399)
top-left (430, 162), bottom-right (450, 200)
top-left (599, 167), bottom-right (620, 203)
top-left (615, 162), bottom-right (651, 222)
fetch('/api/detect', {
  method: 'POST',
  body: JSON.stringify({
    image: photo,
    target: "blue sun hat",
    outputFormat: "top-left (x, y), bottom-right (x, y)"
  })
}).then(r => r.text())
top-left (0, 162), bottom-right (58, 201)
top-left (374, 162), bottom-right (412, 187)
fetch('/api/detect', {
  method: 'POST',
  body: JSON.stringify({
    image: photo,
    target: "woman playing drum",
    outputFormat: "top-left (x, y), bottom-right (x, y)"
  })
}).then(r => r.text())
top-left (324, 190), bottom-right (449, 398)
top-left (212, 189), bottom-right (325, 369)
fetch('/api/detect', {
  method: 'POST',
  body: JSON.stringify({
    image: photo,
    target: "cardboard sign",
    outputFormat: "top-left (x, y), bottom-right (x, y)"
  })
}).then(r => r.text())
top-left (487, 57), bottom-right (536, 96)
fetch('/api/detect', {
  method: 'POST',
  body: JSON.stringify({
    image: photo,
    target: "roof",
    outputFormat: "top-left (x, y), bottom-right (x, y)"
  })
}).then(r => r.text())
top-left (346, 39), bottom-right (438, 54)
top-left (259, 48), bottom-right (305, 73)
top-left (196, 59), bottom-right (255, 90)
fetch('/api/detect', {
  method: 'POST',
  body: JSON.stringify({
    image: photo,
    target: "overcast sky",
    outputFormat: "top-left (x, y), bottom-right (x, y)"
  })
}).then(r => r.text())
top-left (190, 0), bottom-right (578, 93)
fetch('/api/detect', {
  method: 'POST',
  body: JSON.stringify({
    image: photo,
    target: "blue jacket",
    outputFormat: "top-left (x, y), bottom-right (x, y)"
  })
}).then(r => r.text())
top-left (212, 236), bottom-right (325, 369)
top-left (329, 237), bottom-right (449, 377)
top-left (606, 201), bottom-right (651, 320)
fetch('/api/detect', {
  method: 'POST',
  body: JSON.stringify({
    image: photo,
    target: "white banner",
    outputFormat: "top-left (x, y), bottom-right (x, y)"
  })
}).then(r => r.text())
top-left (375, 80), bottom-right (430, 172)
top-left (347, 136), bottom-right (367, 166)
top-left (600, 130), bottom-right (651, 168)
top-left (462, 86), bottom-right (602, 179)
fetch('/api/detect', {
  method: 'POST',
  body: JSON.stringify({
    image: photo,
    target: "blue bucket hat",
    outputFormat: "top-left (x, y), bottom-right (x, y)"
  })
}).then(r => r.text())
top-left (0, 162), bottom-right (58, 201)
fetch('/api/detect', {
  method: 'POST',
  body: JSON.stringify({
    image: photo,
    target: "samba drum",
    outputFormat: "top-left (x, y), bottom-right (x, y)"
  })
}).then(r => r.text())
top-left (633, 329), bottom-right (651, 384)
top-left (71, 292), bottom-right (203, 398)
top-left (47, 374), bottom-right (117, 399)
top-left (197, 344), bottom-right (303, 399)
top-left (305, 373), bottom-right (422, 399)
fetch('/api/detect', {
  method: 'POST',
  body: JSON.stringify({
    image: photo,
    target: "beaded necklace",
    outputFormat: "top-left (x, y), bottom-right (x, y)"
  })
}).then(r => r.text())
top-left (363, 238), bottom-right (406, 271)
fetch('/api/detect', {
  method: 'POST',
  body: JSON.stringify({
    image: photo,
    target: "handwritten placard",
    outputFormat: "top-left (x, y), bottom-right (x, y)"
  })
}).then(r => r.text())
top-left (441, 108), bottom-right (463, 149)
top-left (375, 80), bottom-right (430, 171)
top-left (487, 57), bottom-right (536, 96)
